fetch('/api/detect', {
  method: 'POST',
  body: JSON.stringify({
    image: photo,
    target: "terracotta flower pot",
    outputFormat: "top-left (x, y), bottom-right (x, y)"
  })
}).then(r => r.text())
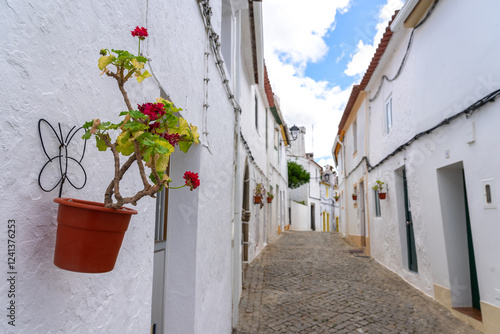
top-left (267, 197), bottom-right (273, 203)
top-left (334, 198), bottom-right (339, 202)
top-left (352, 195), bottom-right (357, 201)
top-left (378, 192), bottom-right (387, 200)
top-left (254, 196), bottom-right (262, 204)
top-left (53, 198), bottom-right (138, 273)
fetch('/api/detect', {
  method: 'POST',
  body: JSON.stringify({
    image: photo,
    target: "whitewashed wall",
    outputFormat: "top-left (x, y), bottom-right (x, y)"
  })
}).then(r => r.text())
top-left (0, 0), bottom-right (241, 333)
top-left (0, 1), bottom-right (159, 333)
top-left (366, 0), bottom-right (500, 311)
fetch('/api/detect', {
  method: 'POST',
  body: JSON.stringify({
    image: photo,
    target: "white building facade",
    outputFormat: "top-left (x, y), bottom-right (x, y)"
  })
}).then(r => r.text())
top-left (333, 1), bottom-right (500, 332)
top-left (1, 0), bottom-right (286, 333)
top-left (288, 127), bottom-right (324, 232)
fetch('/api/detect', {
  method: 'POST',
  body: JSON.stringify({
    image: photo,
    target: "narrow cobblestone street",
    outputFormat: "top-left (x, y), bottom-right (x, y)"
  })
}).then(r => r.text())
top-left (235, 231), bottom-right (481, 334)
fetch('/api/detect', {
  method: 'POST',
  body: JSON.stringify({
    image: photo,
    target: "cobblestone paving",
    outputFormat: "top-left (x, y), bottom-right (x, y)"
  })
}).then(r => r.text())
top-left (235, 231), bottom-right (481, 334)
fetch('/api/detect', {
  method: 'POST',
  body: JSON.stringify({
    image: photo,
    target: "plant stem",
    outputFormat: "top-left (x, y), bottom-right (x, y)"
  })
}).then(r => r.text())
top-left (168, 185), bottom-right (187, 190)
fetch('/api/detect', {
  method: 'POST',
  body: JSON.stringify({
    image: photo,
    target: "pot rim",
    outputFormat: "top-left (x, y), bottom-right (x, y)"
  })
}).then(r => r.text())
top-left (54, 198), bottom-right (138, 215)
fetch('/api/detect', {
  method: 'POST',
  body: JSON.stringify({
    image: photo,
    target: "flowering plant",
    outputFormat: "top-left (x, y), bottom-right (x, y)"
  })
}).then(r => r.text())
top-left (266, 192), bottom-right (274, 199)
top-left (83, 27), bottom-right (200, 209)
top-left (372, 180), bottom-right (385, 193)
top-left (254, 183), bottom-right (265, 197)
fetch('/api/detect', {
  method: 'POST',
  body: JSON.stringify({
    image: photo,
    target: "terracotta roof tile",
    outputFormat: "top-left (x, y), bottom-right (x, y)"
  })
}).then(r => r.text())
top-left (337, 11), bottom-right (399, 134)
top-left (264, 64), bottom-right (275, 107)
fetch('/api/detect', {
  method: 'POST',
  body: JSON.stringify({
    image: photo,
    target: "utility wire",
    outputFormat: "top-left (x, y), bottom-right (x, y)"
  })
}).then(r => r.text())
top-left (343, 88), bottom-right (500, 178)
top-left (369, 0), bottom-right (440, 102)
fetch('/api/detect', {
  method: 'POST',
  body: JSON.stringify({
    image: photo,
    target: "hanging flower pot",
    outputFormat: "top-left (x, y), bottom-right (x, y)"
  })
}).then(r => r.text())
top-left (254, 183), bottom-right (265, 204)
top-left (53, 198), bottom-right (138, 273)
top-left (334, 197), bottom-right (339, 202)
top-left (267, 197), bottom-right (273, 203)
top-left (378, 192), bottom-right (387, 200)
top-left (352, 194), bottom-right (357, 201)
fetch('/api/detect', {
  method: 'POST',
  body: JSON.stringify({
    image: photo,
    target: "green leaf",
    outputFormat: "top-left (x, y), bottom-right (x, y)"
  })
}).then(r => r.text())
top-left (117, 142), bottom-right (134, 156)
top-left (288, 161), bottom-right (311, 189)
top-left (98, 55), bottom-right (115, 70)
top-left (136, 56), bottom-right (148, 63)
top-left (129, 109), bottom-right (147, 119)
top-left (149, 171), bottom-right (164, 185)
top-left (179, 141), bottom-right (193, 153)
top-left (108, 123), bottom-right (121, 130)
top-left (83, 121), bottom-right (94, 129)
top-left (136, 70), bottom-right (151, 83)
top-left (119, 111), bottom-right (129, 116)
top-left (155, 154), bottom-right (170, 173)
top-left (96, 137), bottom-right (108, 151)
top-left (142, 138), bottom-right (156, 147)
top-left (124, 121), bottom-right (148, 132)
top-left (117, 131), bottom-right (131, 144)
top-left (98, 121), bottom-right (111, 129)
top-left (82, 131), bottom-right (91, 140)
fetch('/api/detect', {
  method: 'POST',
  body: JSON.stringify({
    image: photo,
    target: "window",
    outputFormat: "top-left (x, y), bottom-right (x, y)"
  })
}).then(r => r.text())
top-left (385, 97), bottom-right (393, 134)
top-left (353, 119), bottom-right (357, 152)
top-left (154, 163), bottom-right (170, 242)
top-left (374, 189), bottom-right (381, 217)
top-left (255, 95), bottom-right (258, 131)
top-left (221, 0), bottom-right (233, 78)
top-left (274, 128), bottom-right (279, 150)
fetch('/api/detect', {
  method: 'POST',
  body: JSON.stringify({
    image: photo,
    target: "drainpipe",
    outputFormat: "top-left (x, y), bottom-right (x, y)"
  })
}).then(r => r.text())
top-left (364, 94), bottom-right (370, 252)
top-left (333, 135), bottom-right (348, 237)
top-left (231, 8), bottom-right (243, 330)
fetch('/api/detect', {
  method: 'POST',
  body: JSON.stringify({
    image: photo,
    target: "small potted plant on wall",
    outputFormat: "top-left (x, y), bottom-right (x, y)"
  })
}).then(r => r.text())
top-left (266, 192), bottom-right (274, 203)
top-left (52, 27), bottom-right (200, 273)
top-left (372, 180), bottom-right (386, 199)
top-left (334, 193), bottom-right (339, 202)
top-left (352, 192), bottom-right (357, 201)
top-left (254, 183), bottom-right (265, 204)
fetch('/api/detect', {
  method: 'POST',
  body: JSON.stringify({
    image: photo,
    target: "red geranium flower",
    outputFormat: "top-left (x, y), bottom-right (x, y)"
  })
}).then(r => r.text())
top-left (183, 171), bottom-right (200, 191)
top-left (131, 26), bottom-right (148, 40)
top-left (138, 103), bottom-right (165, 121)
top-left (162, 133), bottom-right (182, 146)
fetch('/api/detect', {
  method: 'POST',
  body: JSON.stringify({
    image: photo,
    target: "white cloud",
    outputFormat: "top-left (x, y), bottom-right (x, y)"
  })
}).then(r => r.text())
top-left (344, 0), bottom-right (404, 78)
top-left (263, 0), bottom-right (352, 165)
top-left (262, 0), bottom-right (403, 167)
top-left (263, 0), bottom-right (350, 67)
top-left (344, 40), bottom-right (375, 77)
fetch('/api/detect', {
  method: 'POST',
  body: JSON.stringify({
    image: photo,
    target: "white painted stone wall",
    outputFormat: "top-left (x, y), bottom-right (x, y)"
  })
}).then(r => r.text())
top-left (266, 117), bottom-right (289, 237)
top-left (290, 201), bottom-right (309, 231)
top-left (366, 0), bottom-right (500, 309)
top-left (0, 1), bottom-right (161, 332)
top-left (0, 0), bottom-right (244, 333)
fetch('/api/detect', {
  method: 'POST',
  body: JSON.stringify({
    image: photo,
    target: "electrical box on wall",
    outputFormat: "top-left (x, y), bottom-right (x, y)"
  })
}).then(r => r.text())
top-left (481, 179), bottom-right (496, 209)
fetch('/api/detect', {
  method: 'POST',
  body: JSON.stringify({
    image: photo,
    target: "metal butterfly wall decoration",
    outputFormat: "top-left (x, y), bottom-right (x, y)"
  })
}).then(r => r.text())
top-left (38, 119), bottom-right (87, 198)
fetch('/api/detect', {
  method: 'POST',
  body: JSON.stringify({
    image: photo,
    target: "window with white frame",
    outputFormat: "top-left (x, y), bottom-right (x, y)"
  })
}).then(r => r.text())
top-left (385, 96), bottom-right (393, 134)
top-left (255, 94), bottom-right (258, 131)
top-left (374, 189), bottom-right (381, 217)
top-left (274, 128), bottom-right (279, 150)
top-left (353, 119), bottom-right (357, 153)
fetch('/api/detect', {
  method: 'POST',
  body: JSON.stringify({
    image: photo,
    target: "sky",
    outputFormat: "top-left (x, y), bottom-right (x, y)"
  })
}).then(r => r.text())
top-left (262, 0), bottom-right (404, 168)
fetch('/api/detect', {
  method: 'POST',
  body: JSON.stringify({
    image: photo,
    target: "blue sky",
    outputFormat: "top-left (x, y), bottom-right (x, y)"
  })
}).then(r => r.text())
top-left (305, 0), bottom-right (388, 89)
top-left (263, 0), bottom-right (404, 167)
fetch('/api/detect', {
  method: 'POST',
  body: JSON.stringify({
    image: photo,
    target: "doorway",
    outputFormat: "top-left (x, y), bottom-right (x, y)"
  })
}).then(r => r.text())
top-left (151, 187), bottom-right (168, 333)
top-left (310, 203), bottom-right (316, 231)
top-left (242, 164), bottom-right (250, 263)
top-left (151, 161), bottom-right (170, 333)
top-left (437, 162), bottom-right (480, 313)
top-left (359, 180), bottom-right (366, 247)
top-left (402, 168), bottom-right (418, 272)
